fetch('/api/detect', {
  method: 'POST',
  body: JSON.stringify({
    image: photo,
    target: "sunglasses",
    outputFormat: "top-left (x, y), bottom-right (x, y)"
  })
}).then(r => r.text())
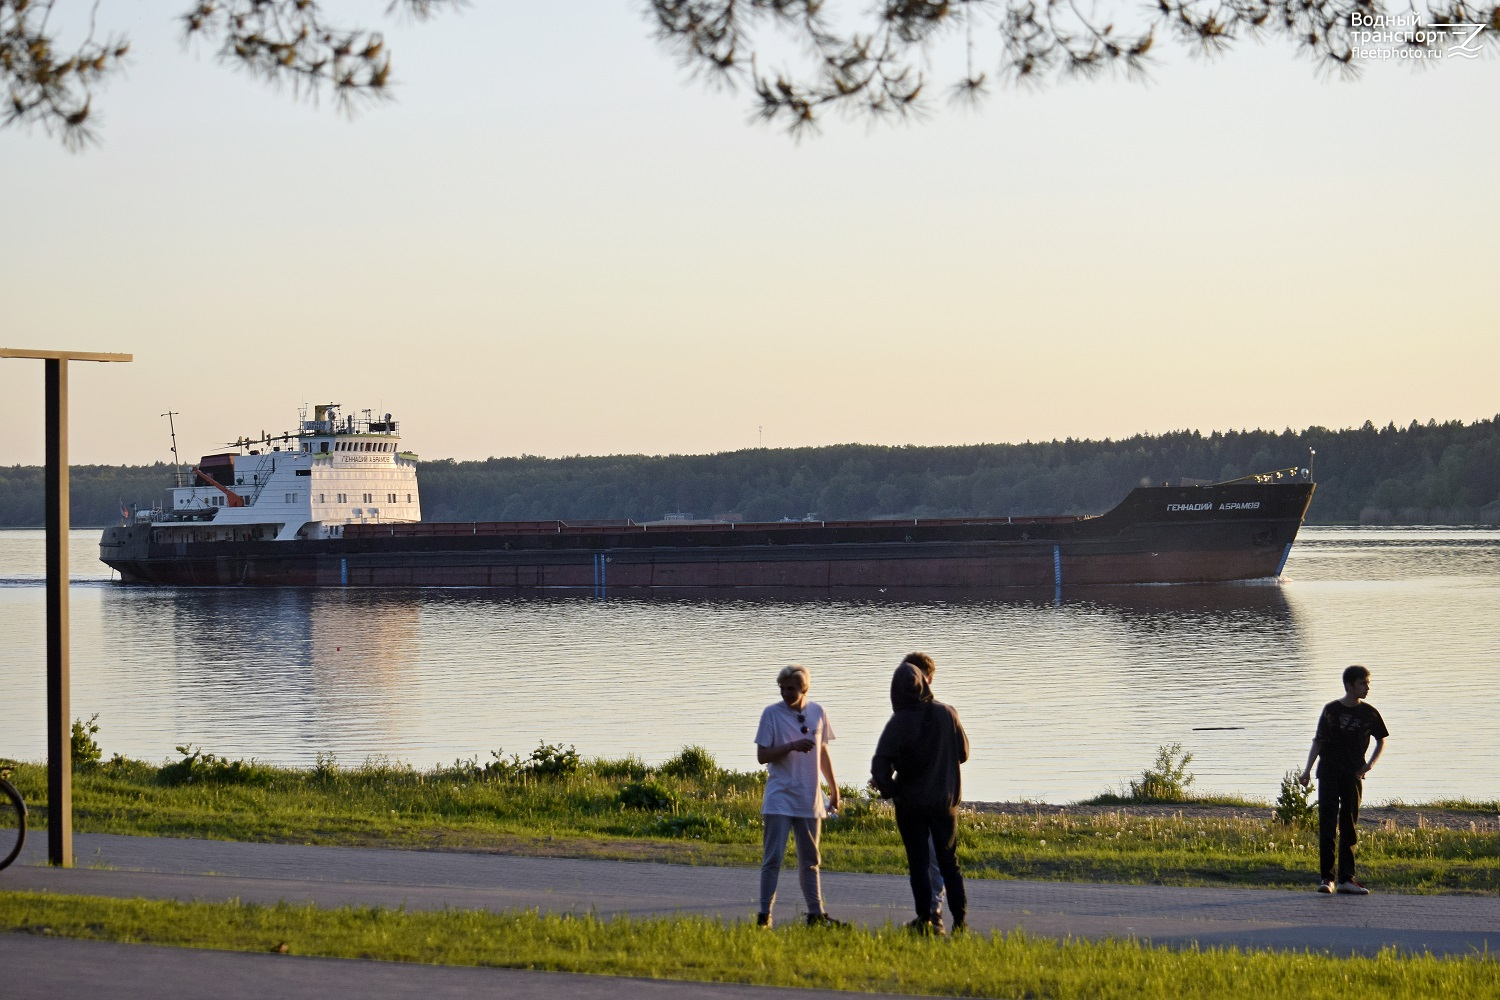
top-left (796, 711), bottom-right (809, 735)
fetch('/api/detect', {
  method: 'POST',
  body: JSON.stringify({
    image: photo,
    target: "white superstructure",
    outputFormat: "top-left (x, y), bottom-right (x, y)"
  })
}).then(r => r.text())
top-left (148, 403), bottom-right (421, 542)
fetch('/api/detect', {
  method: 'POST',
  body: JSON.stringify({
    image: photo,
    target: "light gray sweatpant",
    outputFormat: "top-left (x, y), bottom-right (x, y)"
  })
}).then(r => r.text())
top-left (759, 814), bottom-right (824, 917)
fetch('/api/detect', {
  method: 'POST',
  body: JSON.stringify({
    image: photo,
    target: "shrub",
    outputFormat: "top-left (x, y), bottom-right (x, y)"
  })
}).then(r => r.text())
top-left (1274, 769), bottom-right (1317, 826)
top-left (312, 751), bottom-right (341, 784)
top-left (71, 713), bottom-right (102, 769)
top-left (159, 744), bottom-right (275, 787)
top-left (98, 753), bottom-right (152, 780)
top-left (651, 813), bottom-right (731, 838)
top-left (659, 745), bottom-right (718, 780)
top-left (592, 755), bottom-right (649, 780)
top-left (523, 742), bottom-right (580, 779)
top-left (1127, 743), bottom-right (1195, 802)
top-left (825, 786), bottom-right (885, 828)
top-left (619, 781), bottom-right (678, 812)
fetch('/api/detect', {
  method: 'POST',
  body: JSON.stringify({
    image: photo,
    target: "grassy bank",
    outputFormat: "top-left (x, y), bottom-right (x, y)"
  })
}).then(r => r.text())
top-left (7, 750), bottom-right (1498, 893)
top-left (3, 891), bottom-right (1496, 999)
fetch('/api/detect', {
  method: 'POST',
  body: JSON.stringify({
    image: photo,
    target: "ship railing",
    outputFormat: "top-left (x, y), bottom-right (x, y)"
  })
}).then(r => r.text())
top-left (343, 512), bottom-right (1092, 540)
top-left (1216, 466), bottom-right (1313, 486)
top-left (241, 455), bottom-right (279, 506)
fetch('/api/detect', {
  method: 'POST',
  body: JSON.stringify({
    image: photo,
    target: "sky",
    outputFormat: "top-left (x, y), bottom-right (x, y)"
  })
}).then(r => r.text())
top-left (2, 2), bottom-right (1496, 466)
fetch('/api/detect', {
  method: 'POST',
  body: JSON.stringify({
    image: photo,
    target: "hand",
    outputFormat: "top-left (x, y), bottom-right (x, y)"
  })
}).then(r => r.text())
top-left (1298, 769), bottom-right (1312, 788)
top-left (1358, 763), bottom-right (1372, 778)
top-left (828, 790), bottom-right (841, 813)
top-left (791, 737), bottom-right (816, 753)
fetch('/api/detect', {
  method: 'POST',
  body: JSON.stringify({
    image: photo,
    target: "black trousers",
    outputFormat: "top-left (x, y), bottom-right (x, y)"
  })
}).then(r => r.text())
top-left (1318, 771), bottom-right (1363, 882)
top-left (894, 805), bottom-right (966, 923)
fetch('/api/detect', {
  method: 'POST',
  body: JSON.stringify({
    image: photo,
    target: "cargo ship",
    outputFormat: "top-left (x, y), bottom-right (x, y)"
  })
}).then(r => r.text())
top-left (99, 405), bottom-right (1316, 591)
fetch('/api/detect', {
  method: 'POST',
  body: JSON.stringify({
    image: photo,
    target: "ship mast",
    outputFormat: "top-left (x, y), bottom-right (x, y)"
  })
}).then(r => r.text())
top-left (161, 410), bottom-right (181, 470)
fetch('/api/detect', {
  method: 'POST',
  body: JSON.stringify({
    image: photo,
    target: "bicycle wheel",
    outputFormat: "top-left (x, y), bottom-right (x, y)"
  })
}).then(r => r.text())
top-left (0, 777), bottom-right (25, 871)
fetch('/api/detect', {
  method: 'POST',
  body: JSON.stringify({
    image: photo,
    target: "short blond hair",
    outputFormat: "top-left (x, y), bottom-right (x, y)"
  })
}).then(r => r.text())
top-left (776, 664), bottom-right (810, 691)
top-left (901, 652), bottom-right (935, 679)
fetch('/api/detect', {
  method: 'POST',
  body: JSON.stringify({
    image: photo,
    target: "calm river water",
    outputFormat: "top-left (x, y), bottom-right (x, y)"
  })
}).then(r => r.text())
top-left (2, 527), bottom-right (1497, 804)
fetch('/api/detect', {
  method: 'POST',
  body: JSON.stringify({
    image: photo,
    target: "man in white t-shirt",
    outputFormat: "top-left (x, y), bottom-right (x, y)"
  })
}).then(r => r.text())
top-left (754, 663), bottom-right (844, 928)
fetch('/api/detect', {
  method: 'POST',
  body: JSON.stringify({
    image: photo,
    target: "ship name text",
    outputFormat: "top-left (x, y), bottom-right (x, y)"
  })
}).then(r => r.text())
top-left (1166, 501), bottom-right (1262, 512)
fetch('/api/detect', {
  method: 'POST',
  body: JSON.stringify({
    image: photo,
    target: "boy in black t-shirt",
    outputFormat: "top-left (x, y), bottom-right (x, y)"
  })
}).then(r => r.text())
top-left (1299, 665), bottom-right (1389, 895)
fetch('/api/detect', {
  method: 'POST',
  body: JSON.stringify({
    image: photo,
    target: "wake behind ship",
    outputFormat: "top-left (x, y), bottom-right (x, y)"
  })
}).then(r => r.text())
top-left (100, 405), bottom-right (1316, 591)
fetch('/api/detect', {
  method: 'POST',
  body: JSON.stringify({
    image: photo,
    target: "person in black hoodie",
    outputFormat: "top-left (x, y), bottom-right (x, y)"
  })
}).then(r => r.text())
top-left (871, 660), bottom-right (970, 933)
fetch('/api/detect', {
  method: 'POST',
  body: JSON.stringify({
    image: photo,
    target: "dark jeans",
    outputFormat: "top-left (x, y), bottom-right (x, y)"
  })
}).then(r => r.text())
top-left (1318, 771), bottom-right (1363, 882)
top-left (894, 805), bottom-right (966, 924)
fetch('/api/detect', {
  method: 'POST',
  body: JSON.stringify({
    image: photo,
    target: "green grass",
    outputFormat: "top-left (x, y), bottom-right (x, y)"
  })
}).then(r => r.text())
top-left (6, 754), bottom-right (1498, 893)
top-left (2, 890), bottom-right (1495, 999)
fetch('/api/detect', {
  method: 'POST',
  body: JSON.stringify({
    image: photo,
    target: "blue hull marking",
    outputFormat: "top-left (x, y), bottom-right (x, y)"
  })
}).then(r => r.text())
top-left (1274, 542), bottom-right (1293, 577)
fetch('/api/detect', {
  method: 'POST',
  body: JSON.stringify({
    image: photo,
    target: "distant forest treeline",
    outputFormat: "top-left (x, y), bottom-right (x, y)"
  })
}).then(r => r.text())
top-left (3, 417), bottom-right (1499, 527)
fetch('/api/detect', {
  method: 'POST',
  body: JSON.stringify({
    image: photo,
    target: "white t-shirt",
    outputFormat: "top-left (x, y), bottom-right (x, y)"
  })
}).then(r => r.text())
top-left (755, 700), bottom-right (835, 818)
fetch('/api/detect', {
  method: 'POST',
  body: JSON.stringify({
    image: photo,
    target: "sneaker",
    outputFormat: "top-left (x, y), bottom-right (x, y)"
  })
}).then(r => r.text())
top-left (755, 913), bottom-right (772, 928)
top-left (1336, 879), bottom-right (1370, 895)
top-left (806, 913), bottom-right (849, 928)
top-left (1317, 880), bottom-right (1335, 894)
top-left (907, 917), bottom-right (945, 936)
top-left (951, 920), bottom-right (969, 935)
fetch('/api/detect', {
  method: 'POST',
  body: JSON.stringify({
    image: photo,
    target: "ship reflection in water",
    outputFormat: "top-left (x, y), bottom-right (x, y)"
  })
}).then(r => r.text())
top-left (139, 588), bottom-right (424, 758)
top-left (1, 527), bottom-right (1497, 803)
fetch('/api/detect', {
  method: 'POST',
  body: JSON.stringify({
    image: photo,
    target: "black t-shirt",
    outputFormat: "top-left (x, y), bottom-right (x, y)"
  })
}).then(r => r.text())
top-left (1314, 700), bottom-right (1389, 777)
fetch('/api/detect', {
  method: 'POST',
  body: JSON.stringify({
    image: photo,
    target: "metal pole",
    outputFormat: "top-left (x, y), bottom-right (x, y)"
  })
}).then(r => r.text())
top-left (45, 358), bottom-right (72, 867)
top-left (3, 348), bottom-right (128, 869)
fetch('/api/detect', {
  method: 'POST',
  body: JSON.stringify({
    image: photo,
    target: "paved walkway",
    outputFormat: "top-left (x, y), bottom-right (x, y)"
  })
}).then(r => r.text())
top-left (6, 833), bottom-right (1497, 957)
top-left (4, 834), bottom-right (1498, 998)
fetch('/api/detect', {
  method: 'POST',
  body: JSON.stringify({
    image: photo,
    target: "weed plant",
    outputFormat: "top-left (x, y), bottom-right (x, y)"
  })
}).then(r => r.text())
top-left (70, 714), bottom-right (103, 768)
top-left (1, 891), bottom-right (1496, 999)
top-left (1274, 769), bottom-right (1318, 827)
top-left (1129, 743), bottom-right (1195, 802)
top-left (659, 745), bottom-right (719, 779)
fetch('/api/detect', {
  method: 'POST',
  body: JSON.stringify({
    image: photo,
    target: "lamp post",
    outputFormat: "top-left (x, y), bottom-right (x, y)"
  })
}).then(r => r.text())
top-left (1, 348), bottom-right (132, 867)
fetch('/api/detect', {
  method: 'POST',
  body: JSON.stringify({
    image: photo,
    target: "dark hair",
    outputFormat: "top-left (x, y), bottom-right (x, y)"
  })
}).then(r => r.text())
top-left (900, 652), bottom-right (936, 680)
top-left (1342, 664), bottom-right (1370, 687)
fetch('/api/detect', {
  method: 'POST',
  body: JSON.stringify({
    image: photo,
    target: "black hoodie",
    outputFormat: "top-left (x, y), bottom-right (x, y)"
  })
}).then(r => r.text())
top-left (870, 663), bottom-right (969, 814)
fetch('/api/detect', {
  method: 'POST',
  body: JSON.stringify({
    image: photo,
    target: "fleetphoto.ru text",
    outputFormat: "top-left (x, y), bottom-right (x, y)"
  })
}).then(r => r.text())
top-left (1348, 11), bottom-right (1488, 60)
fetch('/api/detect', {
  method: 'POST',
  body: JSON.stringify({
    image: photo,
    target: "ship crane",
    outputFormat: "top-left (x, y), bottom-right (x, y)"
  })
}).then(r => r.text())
top-left (191, 466), bottom-right (247, 507)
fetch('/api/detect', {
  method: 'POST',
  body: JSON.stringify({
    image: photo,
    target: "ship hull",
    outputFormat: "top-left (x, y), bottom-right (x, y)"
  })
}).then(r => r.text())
top-left (100, 480), bottom-right (1314, 591)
